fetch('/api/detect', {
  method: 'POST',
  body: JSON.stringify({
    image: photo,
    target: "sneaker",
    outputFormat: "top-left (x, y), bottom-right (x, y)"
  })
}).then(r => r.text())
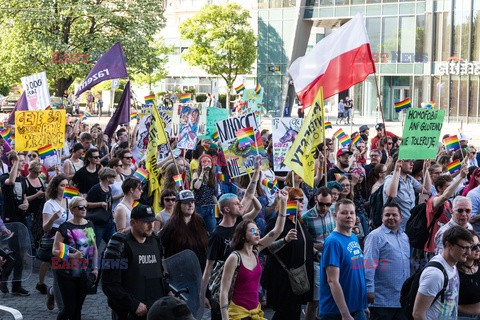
top-left (11, 286), bottom-right (29, 296)
top-left (47, 287), bottom-right (55, 310)
top-left (0, 282), bottom-right (8, 294)
top-left (36, 283), bottom-right (48, 295)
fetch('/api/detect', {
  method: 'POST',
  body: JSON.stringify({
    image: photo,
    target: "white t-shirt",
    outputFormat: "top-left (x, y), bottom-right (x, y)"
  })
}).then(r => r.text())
top-left (43, 199), bottom-right (69, 231)
top-left (418, 254), bottom-right (459, 320)
top-left (110, 179), bottom-right (123, 211)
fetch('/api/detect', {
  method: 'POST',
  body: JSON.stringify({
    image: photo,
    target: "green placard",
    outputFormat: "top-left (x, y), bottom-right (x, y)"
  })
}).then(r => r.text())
top-left (398, 108), bottom-right (445, 160)
top-left (198, 107), bottom-right (230, 139)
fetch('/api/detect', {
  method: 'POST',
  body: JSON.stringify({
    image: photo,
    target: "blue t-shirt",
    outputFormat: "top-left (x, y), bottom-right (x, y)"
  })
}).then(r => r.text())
top-left (319, 231), bottom-right (367, 315)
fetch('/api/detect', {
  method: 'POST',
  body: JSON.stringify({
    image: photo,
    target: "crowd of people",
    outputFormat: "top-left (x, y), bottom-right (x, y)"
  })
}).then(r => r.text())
top-left (0, 107), bottom-right (479, 320)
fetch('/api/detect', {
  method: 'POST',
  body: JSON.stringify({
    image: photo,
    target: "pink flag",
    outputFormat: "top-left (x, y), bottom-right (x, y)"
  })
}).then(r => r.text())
top-left (288, 13), bottom-right (375, 109)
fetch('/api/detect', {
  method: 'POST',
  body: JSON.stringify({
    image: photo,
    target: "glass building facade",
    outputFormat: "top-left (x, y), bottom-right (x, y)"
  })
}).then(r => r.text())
top-left (258, 0), bottom-right (480, 122)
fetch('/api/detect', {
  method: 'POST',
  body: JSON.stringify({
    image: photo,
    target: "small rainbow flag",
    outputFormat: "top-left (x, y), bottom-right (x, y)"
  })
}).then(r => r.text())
top-left (352, 135), bottom-right (361, 145)
top-left (38, 144), bottom-right (55, 159)
top-left (63, 186), bottom-right (79, 199)
top-left (334, 173), bottom-right (346, 180)
top-left (394, 98), bottom-right (411, 112)
top-left (254, 84), bottom-right (261, 94)
top-left (130, 112), bottom-right (138, 120)
top-left (214, 205), bottom-right (221, 218)
top-left (444, 135), bottom-right (460, 152)
top-left (59, 242), bottom-right (69, 260)
top-left (324, 122), bottom-right (332, 130)
top-left (261, 178), bottom-right (278, 193)
top-left (0, 128), bottom-right (11, 141)
top-left (339, 135), bottom-right (352, 147)
top-left (145, 94), bottom-right (155, 104)
top-left (0, 123), bottom-right (4, 131)
top-left (446, 160), bottom-right (461, 174)
top-left (217, 173), bottom-right (227, 182)
top-left (180, 93), bottom-right (191, 103)
top-left (235, 84), bottom-right (245, 94)
top-left (78, 114), bottom-right (87, 122)
top-left (286, 201), bottom-right (297, 216)
top-left (236, 127), bottom-right (255, 147)
top-left (212, 131), bottom-right (219, 142)
top-left (134, 168), bottom-right (149, 182)
top-left (173, 174), bottom-right (183, 188)
top-left (333, 129), bottom-right (346, 139)
top-left (424, 101), bottom-right (436, 109)
top-left (132, 201), bottom-right (140, 208)
top-left (80, 153), bottom-right (85, 161)
top-left (85, 111), bottom-right (92, 117)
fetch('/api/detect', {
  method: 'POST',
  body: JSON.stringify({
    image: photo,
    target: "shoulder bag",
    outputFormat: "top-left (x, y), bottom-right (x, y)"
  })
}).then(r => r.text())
top-left (209, 250), bottom-right (241, 303)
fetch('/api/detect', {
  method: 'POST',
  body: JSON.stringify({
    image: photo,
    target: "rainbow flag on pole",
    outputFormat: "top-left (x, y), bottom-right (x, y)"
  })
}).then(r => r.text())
top-left (424, 101), bottom-right (436, 109)
top-left (63, 186), bottom-right (79, 199)
top-left (173, 174), bottom-right (183, 188)
top-left (236, 127), bottom-right (255, 147)
top-left (38, 144), bottom-right (55, 159)
top-left (334, 173), bottom-right (346, 180)
top-left (133, 168), bottom-right (149, 182)
top-left (394, 98), bottom-right (411, 112)
top-left (132, 201), bottom-right (140, 208)
top-left (59, 242), bottom-right (70, 260)
top-left (254, 84), bottom-right (262, 94)
top-left (145, 94), bottom-right (155, 104)
top-left (324, 122), bottom-right (332, 130)
top-left (261, 178), bottom-right (279, 193)
top-left (212, 131), bottom-right (219, 142)
top-left (130, 112), bottom-right (138, 120)
top-left (217, 173), bottom-right (228, 182)
top-left (333, 129), bottom-right (346, 139)
top-left (180, 93), bottom-right (191, 103)
top-left (444, 135), bottom-right (460, 152)
top-left (352, 135), bottom-right (361, 145)
top-left (0, 128), bottom-right (11, 141)
top-left (85, 111), bottom-right (92, 117)
top-left (286, 201), bottom-right (297, 216)
top-left (235, 84), bottom-right (245, 94)
top-left (339, 135), bottom-right (352, 147)
top-left (446, 159), bottom-right (461, 174)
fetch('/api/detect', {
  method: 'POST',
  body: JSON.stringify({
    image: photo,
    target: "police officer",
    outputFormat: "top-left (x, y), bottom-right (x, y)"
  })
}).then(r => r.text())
top-left (102, 204), bottom-right (168, 320)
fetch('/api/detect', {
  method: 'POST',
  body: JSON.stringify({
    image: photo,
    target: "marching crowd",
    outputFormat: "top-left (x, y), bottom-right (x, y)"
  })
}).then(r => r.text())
top-left (0, 113), bottom-right (479, 320)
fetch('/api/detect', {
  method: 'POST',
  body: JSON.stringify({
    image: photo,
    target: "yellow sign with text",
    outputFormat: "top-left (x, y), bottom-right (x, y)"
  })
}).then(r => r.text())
top-left (15, 110), bottom-right (66, 151)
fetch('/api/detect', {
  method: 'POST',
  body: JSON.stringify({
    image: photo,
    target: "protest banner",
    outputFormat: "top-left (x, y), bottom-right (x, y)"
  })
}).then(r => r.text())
top-left (240, 88), bottom-right (263, 123)
top-left (201, 107), bottom-right (229, 139)
top-left (283, 87), bottom-right (325, 187)
top-left (21, 71), bottom-right (52, 110)
top-left (15, 110), bottom-right (66, 151)
top-left (272, 117), bottom-right (304, 172)
top-left (158, 103), bottom-right (173, 134)
top-left (177, 105), bottom-right (200, 150)
top-left (216, 112), bottom-right (268, 178)
top-left (398, 108), bottom-right (445, 160)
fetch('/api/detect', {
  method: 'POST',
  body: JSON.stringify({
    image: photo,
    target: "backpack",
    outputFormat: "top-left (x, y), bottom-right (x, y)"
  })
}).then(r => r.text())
top-left (406, 202), bottom-right (445, 249)
top-left (369, 184), bottom-right (386, 228)
top-left (400, 261), bottom-right (448, 320)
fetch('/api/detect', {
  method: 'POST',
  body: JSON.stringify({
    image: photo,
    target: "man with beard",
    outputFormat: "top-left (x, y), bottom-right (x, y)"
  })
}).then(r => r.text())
top-left (327, 148), bottom-right (353, 182)
top-left (102, 204), bottom-right (168, 320)
top-left (383, 159), bottom-right (432, 231)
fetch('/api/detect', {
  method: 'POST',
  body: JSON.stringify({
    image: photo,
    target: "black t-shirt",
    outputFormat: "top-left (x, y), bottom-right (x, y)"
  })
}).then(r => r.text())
top-left (207, 218), bottom-right (242, 262)
top-left (72, 166), bottom-right (100, 194)
top-left (86, 184), bottom-right (113, 220)
top-left (0, 174), bottom-right (27, 223)
top-left (327, 165), bottom-right (346, 182)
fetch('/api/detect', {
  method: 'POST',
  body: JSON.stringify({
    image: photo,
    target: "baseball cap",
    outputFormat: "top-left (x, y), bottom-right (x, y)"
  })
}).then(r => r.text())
top-left (177, 190), bottom-right (195, 203)
top-left (375, 123), bottom-right (384, 130)
top-left (336, 148), bottom-right (353, 157)
top-left (359, 125), bottom-right (369, 132)
top-left (131, 204), bottom-right (156, 222)
top-left (459, 132), bottom-right (471, 141)
top-left (147, 296), bottom-right (195, 320)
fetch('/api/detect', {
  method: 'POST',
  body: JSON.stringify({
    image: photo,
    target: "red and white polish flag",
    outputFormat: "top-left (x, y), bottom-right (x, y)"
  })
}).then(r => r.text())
top-left (288, 13), bottom-right (376, 109)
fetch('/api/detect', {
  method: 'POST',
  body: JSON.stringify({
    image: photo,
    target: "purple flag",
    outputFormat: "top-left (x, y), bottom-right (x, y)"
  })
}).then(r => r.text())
top-left (8, 92), bottom-right (28, 125)
top-left (104, 81), bottom-right (131, 138)
top-left (75, 42), bottom-right (128, 97)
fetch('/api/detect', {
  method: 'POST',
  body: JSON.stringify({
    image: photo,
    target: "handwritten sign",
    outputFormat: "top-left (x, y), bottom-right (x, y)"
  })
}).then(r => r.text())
top-left (15, 110), bottom-right (66, 151)
top-left (21, 71), bottom-right (52, 110)
top-left (272, 117), bottom-right (304, 172)
top-left (398, 108), bottom-right (445, 160)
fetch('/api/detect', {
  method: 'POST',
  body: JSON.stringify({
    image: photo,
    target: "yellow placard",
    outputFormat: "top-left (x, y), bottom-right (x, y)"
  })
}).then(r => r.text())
top-left (15, 110), bottom-right (66, 151)
top-left (283, 87), bottom-right (325, 187)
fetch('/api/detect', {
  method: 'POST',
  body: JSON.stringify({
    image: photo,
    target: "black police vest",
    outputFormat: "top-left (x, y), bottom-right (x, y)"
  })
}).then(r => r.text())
top-left (123, 235), bottom-right (165, 308)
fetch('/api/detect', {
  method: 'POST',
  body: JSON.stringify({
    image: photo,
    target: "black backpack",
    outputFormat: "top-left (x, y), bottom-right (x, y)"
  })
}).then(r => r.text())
top-left (406, 202), bottom-right (445, 249)
top-left (400, 261), bottom-right (448, 320)
top-left (369, 184), bottom-right (386, 228)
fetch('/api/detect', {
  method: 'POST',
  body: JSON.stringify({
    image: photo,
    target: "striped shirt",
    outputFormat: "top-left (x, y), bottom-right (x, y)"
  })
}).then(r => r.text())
top-left (302, 206), bottom-right (336, 245)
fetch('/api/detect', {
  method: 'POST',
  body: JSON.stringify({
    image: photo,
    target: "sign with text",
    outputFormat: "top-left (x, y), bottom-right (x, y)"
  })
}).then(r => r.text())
top-left (15, 110), bottom-right (66, 151)
top-left (21, 71), bottom-right (52, 110)
top-left (398, 108), bottom-right (445, 160)
top-left (204, 107), bottom-right (229, 138)
top-left (240, 89), bottom-right (263, 123)
top-left (272, 117), bottom-right (304, 172)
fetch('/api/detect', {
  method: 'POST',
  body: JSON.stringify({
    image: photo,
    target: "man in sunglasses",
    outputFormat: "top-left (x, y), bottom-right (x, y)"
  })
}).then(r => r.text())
top-left (302, 187), bottom-right (334, 320)
top-left (434, 196), bottom-right (474, 255)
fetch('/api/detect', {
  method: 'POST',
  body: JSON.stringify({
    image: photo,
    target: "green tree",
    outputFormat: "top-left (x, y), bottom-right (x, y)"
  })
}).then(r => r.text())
top-left (179, 3), bottom-right (257, 110)
top-left (0, 0), bottom-right (168, 96)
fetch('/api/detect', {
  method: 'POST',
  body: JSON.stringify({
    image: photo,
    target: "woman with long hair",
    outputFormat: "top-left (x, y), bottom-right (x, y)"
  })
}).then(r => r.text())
top-left (462, 168), bottom-right (480, 196)
top-left (457, 231), bottom-right (480, 318)
top-left (72, 148), bottom-right (101, 196)
top-left (114, 177), bottom-right (142, 233)
top-left (154, 189), bottom-right (176, 231)
top-left (262, 188), bottom-right (314, 320)
top-left (52, 196), bottom-right (98, 320)
top-left (25, 161), bottom-right (46, 251)
top-left (367, 164), bottom-right (387, 196)
top-left (337, 176), bottom-right (353, 201)
top-left (219, 190), bottom-right (291, 320)
top-left (160, 190), bottom-right (209, 271)
top-left (63, 143), bottom-right (84, 181)
top-left (192, 154), bottom-right (218, 234)
top-left (107, 158), bottom-right (124, 211)
top-left (91, 126), bottom-right (109, 166)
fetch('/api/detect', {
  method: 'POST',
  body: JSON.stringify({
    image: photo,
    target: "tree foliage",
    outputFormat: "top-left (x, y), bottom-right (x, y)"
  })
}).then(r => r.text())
top-left (0, 0), bottom-right (168, 96)
top-left (179, 3), bottom-right (257, 109)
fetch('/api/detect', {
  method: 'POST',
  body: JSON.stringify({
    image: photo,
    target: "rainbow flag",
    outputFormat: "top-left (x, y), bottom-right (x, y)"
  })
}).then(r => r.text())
top-left (352, 135), bottom-right (361, 145)
top-left (80, 153), bottom-right (85, 161)
top-left (444, 135), bottom-right (460, 152)
top-left (130, 112), bottom-right (138, 120)
top-left (0, 123), bottom-right (4, 132)
top-left (334, 173), bottom-right (345, 180)
top-left (59, 242), bottom-right (69, 260)
top-left (236, 127), bottom-right (255, 147)
top-left (425, 101), bottom-right (436, 109)
top-left (214, 205), bottom-right (221, 218)
top-left (446, 159), bottom-right (461, 174)
top-left (333, 129), bottom-right (346, 139)
top-left (286, 201), bottom-right (297, 216)
top-left (63, 186), bottom-right (79, 199)
top-left (394, 98), bottom-right (411, 112)
top-left (45, 106), bottom-right (52, 110)
top-left (132, 201), bottom-right (139, 208)
top-left (78, 114), bottom-right (87, 122)
top-left (180, 93), bottom-right (191, 103)
top-left (339, 135), bottom-right (352, 147)
top-left (173, 174), bottom-right (183, 188)
top-left (235, 84), bottom-right (245, 94)
top-left (0, 128), bottom-right (11, 141)
top-left (324, 122), bottom-right (332, 130)
top-left (261, 178), bottom-right (278, 193)
top-left (85, 111), bottom-right (92, 117)
top-left (38, 144), bottom-right (55, 159)
top-left (254, 84), bottom-right (261, 94)
top-left (212, 131), bottom-right (219, 142)
top-left (134, 168), bottom-right (149, 182)
top-left (217, 173), bottom-right (227, 182)
top-left (145, 94), bottom-right (155, 104)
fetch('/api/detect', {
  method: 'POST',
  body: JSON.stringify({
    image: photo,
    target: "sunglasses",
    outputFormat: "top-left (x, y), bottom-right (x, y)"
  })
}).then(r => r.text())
top-left (294, 198), bottom-right (304, 203)
top-left (472, 244), bottom-right (480, 251)
top-left (454, 243), bottom-right (472, 251)
top-left (250, 228), bottom-right (260, 236)
top-left (318, 202), bottom-right (332, 207)
top-left (28, 154), bottom-right (37, 158)
top-left (91, 156), bottom-right (100, 159)
top-left (123, 156), bottom-right (133, 160)
top-left (164, 198), bottom-right (176, 202)
top-left (75, 205), bottom-right (87, 210)
top-left (456, 208), bottom-right (472, 214)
